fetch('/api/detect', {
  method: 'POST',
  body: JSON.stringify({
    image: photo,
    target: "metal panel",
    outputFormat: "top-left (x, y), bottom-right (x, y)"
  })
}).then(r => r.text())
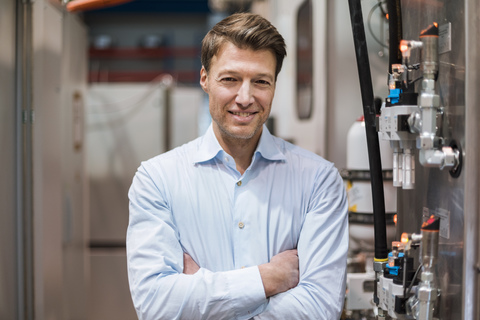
top-left (32, 2), bottom-right (64, 318)
top-left (60, 12), bottom-right (89, 320)
top-left (31, 2), bottom-right (89, 319)
top-left (0, 0), bottom-right (19, 318)
top-left (396, 1), bottom-right (466, 318)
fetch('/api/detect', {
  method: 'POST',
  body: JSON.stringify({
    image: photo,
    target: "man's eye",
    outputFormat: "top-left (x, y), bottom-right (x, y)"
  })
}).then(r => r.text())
top-left (222, 77), bottom-right (236, 82)
top-left (256, 80), bottom-right (271, 86)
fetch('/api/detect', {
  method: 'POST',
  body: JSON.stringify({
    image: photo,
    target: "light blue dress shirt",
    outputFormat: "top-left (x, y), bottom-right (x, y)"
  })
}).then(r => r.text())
top-left (127, 124), bottom-right (349, 320)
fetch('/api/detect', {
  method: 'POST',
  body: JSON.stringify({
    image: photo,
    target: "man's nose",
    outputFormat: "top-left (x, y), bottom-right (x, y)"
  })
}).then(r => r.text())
top-left (235, 81), bottom-right (254, 107)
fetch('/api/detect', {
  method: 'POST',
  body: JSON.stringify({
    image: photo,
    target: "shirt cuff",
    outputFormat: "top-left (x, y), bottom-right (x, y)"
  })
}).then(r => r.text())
top-left (224, 266), bottom-right (267, 319)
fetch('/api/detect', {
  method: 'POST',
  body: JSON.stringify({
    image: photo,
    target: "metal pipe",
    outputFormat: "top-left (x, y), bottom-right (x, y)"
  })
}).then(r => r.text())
top-left (417, 217), bottom-right (440, 320)
top-left (417, 271), bottom-right (437, 320)
top-left (348, 0), bottom-right (388, 262)
top-left (463, 0), bottom-right (480, 318)
top-left (160, 74), bottom-right (174, 152)
top-left (14, 1), bottom-right (24, 318)
top-left (15, 1), bottom-right (34, 319)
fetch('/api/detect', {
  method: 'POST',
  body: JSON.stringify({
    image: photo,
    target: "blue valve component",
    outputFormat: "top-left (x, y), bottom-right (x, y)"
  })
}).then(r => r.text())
top-left (388, 88), bottom-right (402, 105)
top-left (386, 252), bottom-right (404, 276)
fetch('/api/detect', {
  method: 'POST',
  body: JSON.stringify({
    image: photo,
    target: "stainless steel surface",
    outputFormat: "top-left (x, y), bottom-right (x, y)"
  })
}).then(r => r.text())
top-left (421, 230), bottom-right (439, 272)
top-left (32, 4), bottom-right (65, 317)
top-left (29, 2), bottom-right (88, 318)
top-left (396, 1), bottom-right (466, 318)
top-left (0, 0), bottom-right (19, 318)
top-left (462, 0), bottom-right (480, 318)
top-left (60, 12), bottom-right (89, 319)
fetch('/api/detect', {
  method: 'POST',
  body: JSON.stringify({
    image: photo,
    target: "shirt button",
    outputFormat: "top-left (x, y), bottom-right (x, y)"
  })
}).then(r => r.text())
top-left (238, 222), bottom-right (245, 229)
top-left (225, 157), bottom-right (229, 162)
top-left (237, 181), bottom-right (242, 186)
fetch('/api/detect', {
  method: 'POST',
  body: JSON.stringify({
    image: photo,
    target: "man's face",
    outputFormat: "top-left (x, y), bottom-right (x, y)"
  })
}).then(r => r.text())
top-left (200, 42), bottom-right (276, 145)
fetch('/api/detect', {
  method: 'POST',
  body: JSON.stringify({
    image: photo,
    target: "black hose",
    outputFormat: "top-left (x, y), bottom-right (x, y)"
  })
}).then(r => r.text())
top-left (348, 0), bottom-right (389, 261)
top-left (386, 0), bottom-right (403, 74)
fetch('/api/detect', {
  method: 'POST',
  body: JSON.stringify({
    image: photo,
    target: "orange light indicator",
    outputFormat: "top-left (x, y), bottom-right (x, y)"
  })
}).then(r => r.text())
top-left (400, 44), bottom-right (409, 52)
top-left (386, 13), bottom-right (389, 20)
top-left (401, 232), bottom-right (409, 244)
top-left (394, 214), bottom-right (398, 224)
top-left (433, 22), bottom-right (438, 28)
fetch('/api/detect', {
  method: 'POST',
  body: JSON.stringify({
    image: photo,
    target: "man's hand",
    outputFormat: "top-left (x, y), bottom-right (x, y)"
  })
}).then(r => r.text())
top-left (183, 252), bottom-right (200, 274)
top-left (258, 249), bottom-right (299, 298)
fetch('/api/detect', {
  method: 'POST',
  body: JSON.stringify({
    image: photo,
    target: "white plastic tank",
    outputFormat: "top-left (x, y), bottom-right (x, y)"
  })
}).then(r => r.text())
top-left (345, 116), bottom-right (397, 252)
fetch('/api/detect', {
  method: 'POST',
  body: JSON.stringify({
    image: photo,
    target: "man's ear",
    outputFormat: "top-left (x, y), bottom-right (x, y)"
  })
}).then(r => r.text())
top-left (199, 66), bottom-right (208, 93)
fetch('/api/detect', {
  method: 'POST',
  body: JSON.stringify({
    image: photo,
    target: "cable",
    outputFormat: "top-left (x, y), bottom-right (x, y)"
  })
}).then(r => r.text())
top-left (86, 74), bottom-right (176, 132)
top-left (377, 0), bottom-right (387, 18)
top-left (368, 1), bottom-right (388, 49)
top-left (349, 0), bottom-right (389, 261)
top-left (87, 73), bottom-right (175, 115)
top-left (406, 263), bottom-right (423, 296)
top-left (410, 75), bottom-right (423, 85)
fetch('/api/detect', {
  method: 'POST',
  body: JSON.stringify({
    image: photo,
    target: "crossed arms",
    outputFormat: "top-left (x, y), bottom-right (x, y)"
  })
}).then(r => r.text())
top-left (127, 164), bottom-right (348, 319)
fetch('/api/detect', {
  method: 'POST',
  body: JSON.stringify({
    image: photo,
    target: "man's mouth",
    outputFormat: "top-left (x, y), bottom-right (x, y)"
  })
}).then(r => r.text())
top-left (229, 111), bottom-right (257, 117)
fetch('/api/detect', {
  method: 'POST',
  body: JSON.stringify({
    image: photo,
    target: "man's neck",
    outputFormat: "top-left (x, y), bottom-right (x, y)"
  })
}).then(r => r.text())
top-left (213, 127), bottom-right (262, 175)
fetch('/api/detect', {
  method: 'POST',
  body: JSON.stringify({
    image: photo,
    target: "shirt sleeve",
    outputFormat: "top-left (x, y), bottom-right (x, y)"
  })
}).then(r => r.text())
top-left (127, 163), bottom-right (267, 320)
top-left (254, 166), bottom-right (349, 320)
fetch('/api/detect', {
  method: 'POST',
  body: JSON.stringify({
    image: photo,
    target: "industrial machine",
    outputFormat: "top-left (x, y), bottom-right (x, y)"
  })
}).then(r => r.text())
top-left (348, 0), bottom-right (480, 319)
top-left (373, 21), bottom-right (460, 320)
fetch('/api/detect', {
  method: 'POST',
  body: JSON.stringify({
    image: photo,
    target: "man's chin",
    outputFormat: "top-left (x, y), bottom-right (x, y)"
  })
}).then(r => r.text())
top-left (222, 126), bottom-right (261, 141)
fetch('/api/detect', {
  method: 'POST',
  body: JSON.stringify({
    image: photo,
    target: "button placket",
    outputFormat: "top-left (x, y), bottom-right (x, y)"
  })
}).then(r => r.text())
top-left (232, 175), bottom-right (248, 269)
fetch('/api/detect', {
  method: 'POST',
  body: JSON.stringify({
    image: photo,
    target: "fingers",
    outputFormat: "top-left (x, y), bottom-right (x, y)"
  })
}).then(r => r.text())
top-left (259, 249), bottom-right (300, 297)
top-left (183, 252), bottom-right (200, 275)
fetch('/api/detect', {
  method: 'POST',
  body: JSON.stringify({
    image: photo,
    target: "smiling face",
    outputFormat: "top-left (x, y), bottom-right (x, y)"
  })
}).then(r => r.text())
top-left (200, 41), bottom-right (276, 149)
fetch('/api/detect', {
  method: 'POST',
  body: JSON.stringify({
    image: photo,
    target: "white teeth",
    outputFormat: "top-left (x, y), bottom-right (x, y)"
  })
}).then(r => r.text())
top-left (232, 112), bottom-right (251, 117)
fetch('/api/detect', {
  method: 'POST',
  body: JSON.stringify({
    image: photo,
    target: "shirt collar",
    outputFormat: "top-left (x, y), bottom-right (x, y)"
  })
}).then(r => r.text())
top-left (193, 124), bottom-right (223, 163)
top-left (254, 125), bottom-right (286, 162)
top-left (193, 123), bottom-right (286, 164)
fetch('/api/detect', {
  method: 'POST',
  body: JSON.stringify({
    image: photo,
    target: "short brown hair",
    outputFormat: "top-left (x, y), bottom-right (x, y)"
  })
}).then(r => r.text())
top-left (201, 12), bottom-right (287, 80)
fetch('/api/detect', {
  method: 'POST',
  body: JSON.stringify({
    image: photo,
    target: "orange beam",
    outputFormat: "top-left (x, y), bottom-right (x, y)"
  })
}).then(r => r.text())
top-left (66, 0), bottom-right (134, 12)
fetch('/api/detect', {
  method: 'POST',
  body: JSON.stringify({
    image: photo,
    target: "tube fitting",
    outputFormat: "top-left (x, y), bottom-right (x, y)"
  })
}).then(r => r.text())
top-left (400, 40), bottom-right (423, 61)
top-left (417, 282), bottom-right (438, 320)
top-left (419, 147), bottom-right (459, 170)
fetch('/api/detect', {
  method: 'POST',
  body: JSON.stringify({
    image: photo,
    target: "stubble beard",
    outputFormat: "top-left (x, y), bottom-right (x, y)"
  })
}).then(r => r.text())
top-left (214, 118), bottom-right (264, 145)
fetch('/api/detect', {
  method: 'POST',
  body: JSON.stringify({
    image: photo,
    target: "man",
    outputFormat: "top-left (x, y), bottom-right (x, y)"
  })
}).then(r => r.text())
top-left (127, 12), bottom-right (348, 319)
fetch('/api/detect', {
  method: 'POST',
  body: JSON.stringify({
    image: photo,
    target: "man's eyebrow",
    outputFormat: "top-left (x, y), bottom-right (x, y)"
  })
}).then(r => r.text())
top-left (256, 73), bottom-right (275, 81)
top-left (217, 70), bottom-right (274, 81)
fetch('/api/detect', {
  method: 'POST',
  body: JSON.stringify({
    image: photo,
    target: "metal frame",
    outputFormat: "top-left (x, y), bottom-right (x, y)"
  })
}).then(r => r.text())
top-left (15, 0), bottom-right (34, 318)
top-left (462, 0), bottom-right (480, 318)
